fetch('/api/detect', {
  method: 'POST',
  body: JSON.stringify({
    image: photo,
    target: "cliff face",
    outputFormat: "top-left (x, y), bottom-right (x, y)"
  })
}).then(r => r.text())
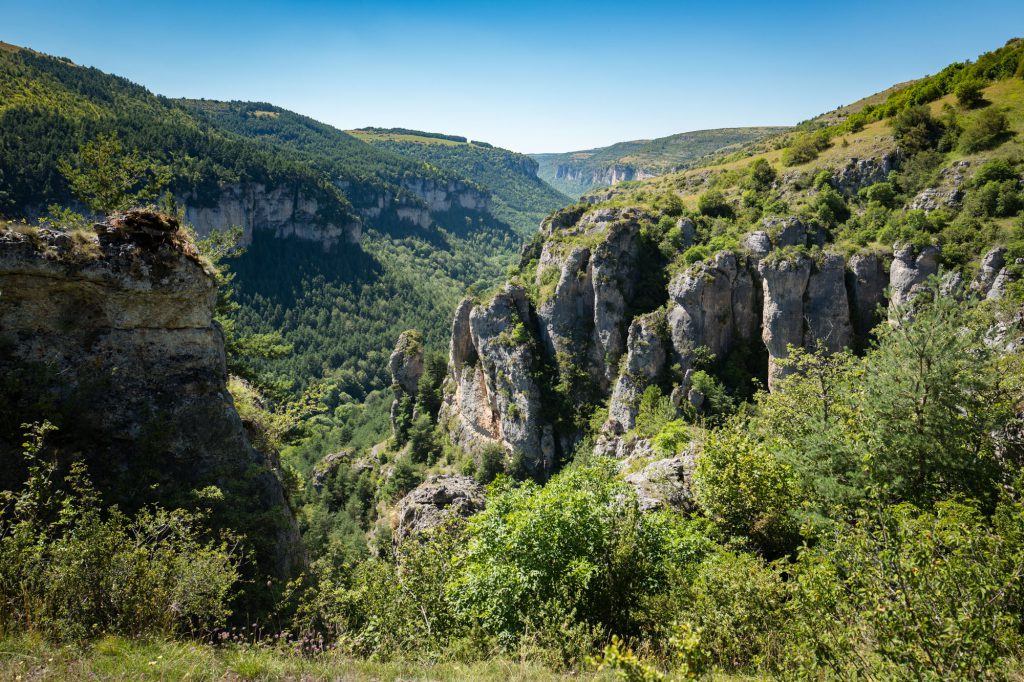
top-left (440, 205), bottom-right (989, 470)
top-left (0, 213), bottom-right (303, 581)
top-left (183, 176), bottom-right (491, 249)
top-left (183, 182), bottom-right (361, 249)
top-left (554, 163), bottom-right (660, 189)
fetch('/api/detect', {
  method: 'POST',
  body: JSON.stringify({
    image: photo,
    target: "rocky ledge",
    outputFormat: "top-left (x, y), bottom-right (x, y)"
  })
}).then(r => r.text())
top-left (0, 211), bottom-right (304, 580)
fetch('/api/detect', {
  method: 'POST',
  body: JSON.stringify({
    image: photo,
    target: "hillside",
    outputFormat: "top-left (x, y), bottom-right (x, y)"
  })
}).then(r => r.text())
top-left (0, 44), bottom-right (552, 406)
top-left (350, 127), bottom-right (570, 235)
top-left (532, 126), bottom-right (788, 198)
top-left (5, 28), bottom-right (1024, 682)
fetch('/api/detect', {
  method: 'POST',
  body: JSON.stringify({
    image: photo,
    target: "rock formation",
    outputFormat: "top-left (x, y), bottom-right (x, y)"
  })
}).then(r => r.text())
top-left (888, 243), bottom-right (940, 322)
top-left (623, 454), bottom-right (696, 512)
top-left (607, 312), bottom-right (667, 433)
top-left (183, 182), bottom-right (361, 249)
top-left (440, 285), bottom-right (553, 475)
top-left (393, 474), bottom-right (485, 545)
top-left (0, 211), bottom-right (303, 580)
top-left (389, 330), bottom-right (425, 435)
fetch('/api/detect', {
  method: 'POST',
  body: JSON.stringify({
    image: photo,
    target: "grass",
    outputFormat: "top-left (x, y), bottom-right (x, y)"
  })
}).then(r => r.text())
top-left (0, 633), bottom-right (628, 681)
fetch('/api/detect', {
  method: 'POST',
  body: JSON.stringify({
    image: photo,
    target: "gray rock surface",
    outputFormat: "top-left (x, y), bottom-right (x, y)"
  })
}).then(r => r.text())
top-left (607, 312), bottom-right (667, 433)
top-left (393, 475), bottom-right (485, 544)
top-left (0, 213), bottom-right (304, 580)
top-left (623, 454), bottom-right (696, 512)
top-left (846, 252), bottom-right (888, 344)
top-left (389, 330), bottom-right (425, 434)
top-left (888, 243), bottom-right (940, 322)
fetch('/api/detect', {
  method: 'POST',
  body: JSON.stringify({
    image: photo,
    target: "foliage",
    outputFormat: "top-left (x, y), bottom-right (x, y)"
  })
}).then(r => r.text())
top-left (0, 423), bottom-right (239, 641)
top-left (57, 131), bottom-right (170, 214)
top-left (450, 463), bottom-right (716, 644)
top-left (787, 497), bottom-right (1024, 680)
top-left (693, 428), bottom-right (797, 553)
top-left (959, 106), bottom-right (1011, 152)
top-left (696, 189), bottom-right (732, 218)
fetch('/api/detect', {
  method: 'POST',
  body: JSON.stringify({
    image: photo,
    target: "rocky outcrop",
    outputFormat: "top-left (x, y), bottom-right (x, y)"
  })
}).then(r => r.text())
top-left (353, 177), bottom-right (492, 232)
top-left (440, 285), bottom-right (553, 475)
top-left (607, 312), bottom-right (667, 433)
top-left (667, 250), bottom-right (758, 367)
top-left (183, 182), bottom-right (361, 249)
top-left (0, 212), bottom-right (303, 580)
top-left (623, 454), bottom-right (696, 512)
top-left (389, 330), bottom-right (424, 435)
top-left (831, 153), bottom-right (899, 195)
top-left (759, 252), bottom-right (852, 389)
top-left (888, 243), bottom-right (940, 322)
top-left (973, 247), bottom-right (1007, 297)
top-left (846, 253), bottom-right (888, 344)
top-left (554, 163), bottom-right (660, 190)
top-left (393, 475), bottom-right (485, 545)
top-left (535, 207), bottom-right (646, 393)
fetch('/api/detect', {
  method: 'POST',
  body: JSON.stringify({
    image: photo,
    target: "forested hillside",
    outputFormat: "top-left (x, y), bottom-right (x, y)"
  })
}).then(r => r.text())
top-left (532, 126), bottom-right (788, 198)
top-left (351, 127), bottom-right (570, 235)
top-left (0, 43), bottom-right (554, 411)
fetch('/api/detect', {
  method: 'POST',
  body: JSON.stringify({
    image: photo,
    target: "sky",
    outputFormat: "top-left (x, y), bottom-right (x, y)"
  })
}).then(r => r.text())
top-left (2, 1), bottom-right (1023, 153)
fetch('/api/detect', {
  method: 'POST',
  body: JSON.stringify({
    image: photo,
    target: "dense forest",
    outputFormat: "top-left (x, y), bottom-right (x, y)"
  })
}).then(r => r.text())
top-left (352, 128), bottom-right (569, 236)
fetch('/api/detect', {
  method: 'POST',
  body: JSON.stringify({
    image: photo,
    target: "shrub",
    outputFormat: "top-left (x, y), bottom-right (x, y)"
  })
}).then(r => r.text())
top-left (787, 499), bottom-right (1024, 680)
top-left (954, 78), bottom-right (987, 108)
top-left (475, 444), bottom-right (506, 484)
top-left (959, 107), bottom-right (1011, 152)
top-left (697, 189), bottom-right (732, 218)
top-left (450, 463), bottom-right (715, 643)
top-left (693, 428), bottom-right (797, 553)
top-left (0, 424), bottom-right (239, 641)
top-left (745, 158), bottom-right (776, 192)
top-left (891, 105), bottom-right (943, 153)
top-left (681, 551), bottom-right (788, 670)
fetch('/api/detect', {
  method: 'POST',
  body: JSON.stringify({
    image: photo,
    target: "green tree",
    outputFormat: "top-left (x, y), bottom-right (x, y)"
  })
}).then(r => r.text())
top-left (862, 287), bottom-right (1018, 507)
top-left (959, 107), bottom-right (1011, 152)
top-left (57, 132), bottom-right (170, 214)
top-left (954, 78), bottom-right (987, 108)
top-left (697, 189), bottom-right (733, 218)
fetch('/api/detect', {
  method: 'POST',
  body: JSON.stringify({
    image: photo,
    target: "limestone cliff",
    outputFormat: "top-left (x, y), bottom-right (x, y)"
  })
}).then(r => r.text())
top-left (0, 212), bottom-right (303, 581)
top-left (439, 207), bottom-right (917, 465)
top-left (183, 182), bottom-right (361, 249)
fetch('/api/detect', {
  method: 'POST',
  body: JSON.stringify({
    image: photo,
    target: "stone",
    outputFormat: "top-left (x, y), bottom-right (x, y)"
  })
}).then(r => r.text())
top-left (393, 475), bottom-right (485, 545)
top-left (845, 252), bottom-right (888, 345)
top-left (607, 311), bottom-right (667, 432)
top-left (888, 243), bottom-right (940, 323)
top-left (623, 454), bottom-right (697, 512)
top-left (0, 219), bottom-right (304, 580)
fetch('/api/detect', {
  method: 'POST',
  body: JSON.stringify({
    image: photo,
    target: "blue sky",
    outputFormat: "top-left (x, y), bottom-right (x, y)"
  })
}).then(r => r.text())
top-left (3, 1), bottom-right (1023, 152)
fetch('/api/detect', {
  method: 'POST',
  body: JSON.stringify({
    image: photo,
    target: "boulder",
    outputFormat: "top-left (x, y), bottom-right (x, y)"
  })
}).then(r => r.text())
top-left (393, 475), bottom-right (485, 544)
top-left (888, 243), bottom-right (940, 323)
top-left (623, 454), bottom-right (697, 512)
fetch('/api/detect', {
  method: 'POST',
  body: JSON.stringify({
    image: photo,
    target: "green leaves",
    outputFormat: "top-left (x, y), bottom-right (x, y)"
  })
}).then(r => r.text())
top-left (57, 132), bottom-right (170, 215)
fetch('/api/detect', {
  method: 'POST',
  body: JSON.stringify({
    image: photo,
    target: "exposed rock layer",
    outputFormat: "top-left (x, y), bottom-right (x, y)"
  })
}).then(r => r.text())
top-left (0, 214), bottom-right (303, 580)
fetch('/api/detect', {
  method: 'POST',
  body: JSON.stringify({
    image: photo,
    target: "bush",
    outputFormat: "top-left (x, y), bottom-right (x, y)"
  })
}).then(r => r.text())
top-left (891, 105), bottom-right (943, 153)
top-left (787, 498), bottom-right (1024, 680)
top-left (475, 443), bottom-right (506, 484)
top-left (959, 107), bottom-right (1011, 152)
top-left (450, 463), bottom-right (716, 643)
top-left (697, 189), bottom-right (732, 218)
top-left (954, 78), bottom-right (987, 108)
top-left (0, 424), bottom-right (239, 641)
top-left (693, 428), bottom-right (797, 553)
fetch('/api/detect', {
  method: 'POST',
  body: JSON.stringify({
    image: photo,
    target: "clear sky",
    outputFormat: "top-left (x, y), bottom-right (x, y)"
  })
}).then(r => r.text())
top-left (3, 1), bottom-right (1023, 153)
